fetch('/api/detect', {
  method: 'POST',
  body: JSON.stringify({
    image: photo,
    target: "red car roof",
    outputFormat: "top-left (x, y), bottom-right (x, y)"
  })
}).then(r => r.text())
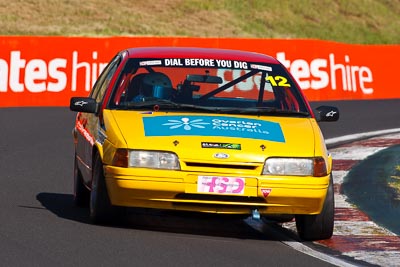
top-left (125, 47), bottom-right (280, 64)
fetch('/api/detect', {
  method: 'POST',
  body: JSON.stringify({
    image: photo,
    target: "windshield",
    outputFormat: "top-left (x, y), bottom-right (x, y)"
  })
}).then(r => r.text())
top-left (109, 58), bottom-right (310, 116)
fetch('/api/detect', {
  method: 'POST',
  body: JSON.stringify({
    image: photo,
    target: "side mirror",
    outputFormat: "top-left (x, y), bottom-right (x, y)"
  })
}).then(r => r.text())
top-left (314, 106), bottom-right (339, 122)
top-left (70, 97), bottom-right (98, 114)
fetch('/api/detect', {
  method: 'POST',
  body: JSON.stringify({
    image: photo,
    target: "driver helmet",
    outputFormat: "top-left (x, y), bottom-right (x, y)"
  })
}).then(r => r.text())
top-left (141, 72), bottom-right (173, 99)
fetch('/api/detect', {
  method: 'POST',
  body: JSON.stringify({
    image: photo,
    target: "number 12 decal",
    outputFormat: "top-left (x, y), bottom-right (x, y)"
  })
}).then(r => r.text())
top-left (266, 75), bottom-right (291, 87)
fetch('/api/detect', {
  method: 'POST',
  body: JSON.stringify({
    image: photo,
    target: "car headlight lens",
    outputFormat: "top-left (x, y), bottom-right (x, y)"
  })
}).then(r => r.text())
top-left (262, 157), bottom-right (327, 177)
top-left (113, 149), bottom-right (180, 170)
top-left (129, 151), bottom-right (180, 169)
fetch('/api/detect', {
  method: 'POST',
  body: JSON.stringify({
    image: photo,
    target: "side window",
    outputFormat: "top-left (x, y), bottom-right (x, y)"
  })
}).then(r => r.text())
top-left (90, 55), bottom-right (121, 103)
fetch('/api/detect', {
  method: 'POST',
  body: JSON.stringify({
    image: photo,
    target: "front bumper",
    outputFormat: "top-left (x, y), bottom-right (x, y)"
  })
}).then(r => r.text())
top-left (104, 165), bottom-right (330, 215)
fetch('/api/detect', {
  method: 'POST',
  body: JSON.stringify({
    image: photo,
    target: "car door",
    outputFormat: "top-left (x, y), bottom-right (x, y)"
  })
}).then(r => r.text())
top-left (75, 54), bottom-right (122, 186)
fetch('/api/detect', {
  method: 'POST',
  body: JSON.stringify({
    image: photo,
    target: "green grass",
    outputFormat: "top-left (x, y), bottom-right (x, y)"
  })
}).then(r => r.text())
top-left (0, 0), bottom-right (399, 44)
top-left (389, 165), bottom-right (400, 200)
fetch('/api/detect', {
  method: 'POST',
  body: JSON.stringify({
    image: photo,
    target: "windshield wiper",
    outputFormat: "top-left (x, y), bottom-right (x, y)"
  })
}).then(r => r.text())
top-left (126, 99), bottom-right (180, 108)
top-left (121, 100), bottom-right (309, 116)
top-left (124, 99), bottom-right (217, 112)
top-left (235, 107), bottom-right (310, 116)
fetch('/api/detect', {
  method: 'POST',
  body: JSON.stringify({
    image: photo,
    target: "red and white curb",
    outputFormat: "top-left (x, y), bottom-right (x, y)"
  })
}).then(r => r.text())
top-left (282, 131), bottom-right (400, 266)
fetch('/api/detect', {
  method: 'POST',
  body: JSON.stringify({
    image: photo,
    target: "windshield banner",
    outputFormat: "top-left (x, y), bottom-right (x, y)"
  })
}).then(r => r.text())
top-left (0, 36), bottom-right (399, 107)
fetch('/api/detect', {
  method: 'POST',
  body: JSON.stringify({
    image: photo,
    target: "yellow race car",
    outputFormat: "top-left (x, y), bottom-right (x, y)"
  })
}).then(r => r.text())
top-left (70, 47), bottom-right (339, 241)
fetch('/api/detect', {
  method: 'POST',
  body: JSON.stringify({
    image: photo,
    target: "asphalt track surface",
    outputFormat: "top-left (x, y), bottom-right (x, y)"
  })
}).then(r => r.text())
top-left (0, 99), bottom-right (398, 266)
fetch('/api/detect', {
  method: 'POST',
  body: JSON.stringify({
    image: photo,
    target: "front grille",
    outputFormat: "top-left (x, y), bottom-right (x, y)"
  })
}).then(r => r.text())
top-left (185, 162), bottom-right (257, 170)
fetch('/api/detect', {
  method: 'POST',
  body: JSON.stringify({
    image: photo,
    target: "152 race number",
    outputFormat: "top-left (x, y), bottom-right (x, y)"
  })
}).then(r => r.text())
top-left (197, 176), bottom-right (245, 195)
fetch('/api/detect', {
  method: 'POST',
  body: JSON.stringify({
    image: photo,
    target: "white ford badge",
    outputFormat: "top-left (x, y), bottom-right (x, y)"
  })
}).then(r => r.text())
top-left (213, 153), bottom-right (229, 159)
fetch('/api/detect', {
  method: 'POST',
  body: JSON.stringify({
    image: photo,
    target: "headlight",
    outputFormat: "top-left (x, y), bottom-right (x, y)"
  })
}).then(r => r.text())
top-left (262, 157), bottom-right (327, 177)
top-left (113, 149), bottom-right (180, 170)
top-left (129, 151), bottom-right (180, 169)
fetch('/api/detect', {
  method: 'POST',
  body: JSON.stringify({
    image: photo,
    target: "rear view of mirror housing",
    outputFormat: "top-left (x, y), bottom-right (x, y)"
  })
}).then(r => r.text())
top-left (314, 106), bottom-right (340, 122)
top-left (70, 97), bottom-right (98, 114)
top-left (186, 74), bottom-right (223, 84)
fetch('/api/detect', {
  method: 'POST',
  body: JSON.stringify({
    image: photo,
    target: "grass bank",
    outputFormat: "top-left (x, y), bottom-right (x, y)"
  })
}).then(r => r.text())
top-left (0, 0), bottom-right (399, 44)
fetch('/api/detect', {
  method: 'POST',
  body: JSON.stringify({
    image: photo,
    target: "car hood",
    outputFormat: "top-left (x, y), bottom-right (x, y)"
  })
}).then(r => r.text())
top-left (108, 110), bottom-right (318, 163)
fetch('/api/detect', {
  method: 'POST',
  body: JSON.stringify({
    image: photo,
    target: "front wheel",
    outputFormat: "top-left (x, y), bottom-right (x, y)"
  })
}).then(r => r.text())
top-left (295, 175), bottom-right (334, 241)
top-left (90, 153), bottom-right (124, 224)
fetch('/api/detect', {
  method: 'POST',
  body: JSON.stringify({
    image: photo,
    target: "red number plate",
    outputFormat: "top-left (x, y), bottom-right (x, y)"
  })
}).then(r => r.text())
top-left (197, 176), bottom-right (245, 195)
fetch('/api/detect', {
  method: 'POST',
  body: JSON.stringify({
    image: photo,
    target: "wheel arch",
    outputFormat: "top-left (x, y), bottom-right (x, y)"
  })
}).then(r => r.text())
top-left (92, 142), bottom-right (104, 167)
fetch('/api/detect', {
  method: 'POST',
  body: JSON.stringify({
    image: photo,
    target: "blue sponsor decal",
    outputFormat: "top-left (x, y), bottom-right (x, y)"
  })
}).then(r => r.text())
top-left (143, 115), bottom-right (285, 142)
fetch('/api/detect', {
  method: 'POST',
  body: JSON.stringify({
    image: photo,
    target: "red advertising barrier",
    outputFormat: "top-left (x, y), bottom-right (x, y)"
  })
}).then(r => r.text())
top-left (0, 36), bottom-right (399, 107)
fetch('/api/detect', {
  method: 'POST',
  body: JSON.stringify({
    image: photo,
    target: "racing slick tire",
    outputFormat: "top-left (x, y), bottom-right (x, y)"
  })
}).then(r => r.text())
top-left (295, 174), bottom-right (334, 241)
top-left (90, 153), bottom-right (125, 224)
top-left (73, 154), bottom-right (89, 207)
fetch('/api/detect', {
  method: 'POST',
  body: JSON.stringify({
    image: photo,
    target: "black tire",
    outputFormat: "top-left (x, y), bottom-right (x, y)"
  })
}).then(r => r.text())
top-left (90, 153), bottom-right (124, 224)
top-left (295, 175), bottom-right (334, 241)
top-left (73, 155), bottom-right (90, 207)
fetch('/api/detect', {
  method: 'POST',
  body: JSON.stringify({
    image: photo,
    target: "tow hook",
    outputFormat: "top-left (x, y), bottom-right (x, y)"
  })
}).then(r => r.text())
top-left (252, 209), bottom-right (260, 220)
